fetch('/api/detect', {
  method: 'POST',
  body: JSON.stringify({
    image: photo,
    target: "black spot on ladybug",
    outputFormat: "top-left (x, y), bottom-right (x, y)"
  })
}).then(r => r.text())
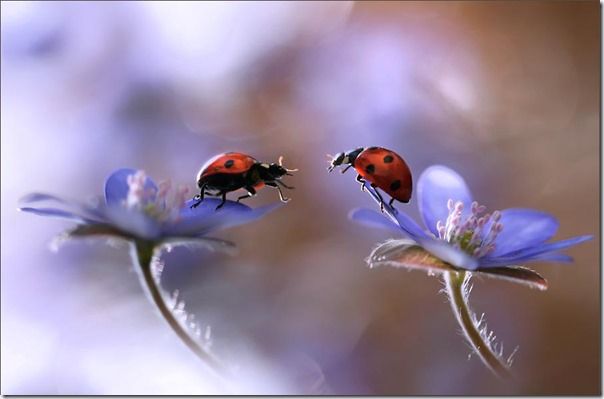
top-left (365, 164), bottom-right (376, 174)
top-left (368, 146), bottom-right (378, 150)
top-left (383, 155), bottom-right (394, 163)
top-left (224, 159), bottom-right (235, 168)
top-left (390, 180), bottom-right (402, 191)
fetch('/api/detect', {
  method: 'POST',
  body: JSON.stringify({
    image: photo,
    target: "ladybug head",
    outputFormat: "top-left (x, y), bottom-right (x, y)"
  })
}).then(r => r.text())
top-left (327, 147), bottom-right (364, 172)
top-left (327, 152), bottom-right (346, 172)
top-left (265, 156), bottom-right (298, 179)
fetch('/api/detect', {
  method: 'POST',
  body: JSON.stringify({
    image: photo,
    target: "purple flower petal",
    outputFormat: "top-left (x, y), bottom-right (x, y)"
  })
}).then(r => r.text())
top-left (102, 206), bottom-right (162, 240)
top-left (364, 185), bottom-right (429, 240)
top-left (531, 252), bottom-right (573, 263)
top-left (416, 237), bottom-right (479, 270)
top-left (19, 192), bottom-right (106, 222)
top-left (479, 252), bottom-right (574, 268)
top-left (364, 184), bottom-right (397, 214)
top-left (417, 165), bottom-right (473, 236)
top-left (19, 207), bottom-right (93, 223)
top-left (348, 208), bottom-right (403, 233)
top-left (104, 168), bottom-right (158, 207)
top-left (482, 235), bottom-right (592, 266)
top-left (20, 193), bottom-right (73, 205)
top-left (165, 199), bottom-right (282, 236)
top-left (393, 210), bottom-right (431, 241)
top-left (489, 208), bottom-right (559, 257)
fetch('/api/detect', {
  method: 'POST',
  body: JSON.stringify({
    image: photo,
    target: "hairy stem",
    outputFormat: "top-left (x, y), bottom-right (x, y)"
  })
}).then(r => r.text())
top-left (444, 271), bottom-right (512, 379)
top-left (132, 240), bottom-right (231, 379)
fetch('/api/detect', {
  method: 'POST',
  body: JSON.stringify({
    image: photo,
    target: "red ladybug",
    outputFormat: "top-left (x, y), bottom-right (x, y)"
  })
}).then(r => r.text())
top-left (328, 146), bottom-right (412, 210)
top-left (193, 152), bottom-right (298, 210)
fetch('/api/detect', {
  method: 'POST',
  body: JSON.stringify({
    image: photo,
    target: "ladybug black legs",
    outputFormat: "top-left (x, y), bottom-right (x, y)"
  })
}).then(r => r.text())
top-left (266, 181), bottom-right (290, 203)
top-left (371, 184), bottom-right (386, 212)
top-left (354, 174), bottom-right (390, 212)
top-left (190, 184), bottom-right (207, 209)
top-left (356, 174), bottom-right (366, 191)
top-left (215, 192), bottom-right (227, 210)
top-left (388, 197), bottom-right (399, 214)
top-left (341, 165), bottom-right (353, 174)
top-left (191, 195), bottom-right (202, 208)
top-left (275, 180), bottom-right (295, 190)
top-left (236, 186), bottom-right (257, 203)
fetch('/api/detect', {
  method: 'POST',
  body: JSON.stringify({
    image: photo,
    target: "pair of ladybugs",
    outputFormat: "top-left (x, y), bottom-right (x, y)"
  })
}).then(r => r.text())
top-left (192, 147), bottom-right (412, 210)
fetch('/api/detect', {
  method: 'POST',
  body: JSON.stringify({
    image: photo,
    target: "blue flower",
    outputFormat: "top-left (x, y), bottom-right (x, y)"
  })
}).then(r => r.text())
top-left (19, 168), bottom-right (280, 250)
top-left (351, 165), bottom-right (592, 278)
top-left (19, 168), bottom-right (283, 377)
top-left (351, 164), bottom-right (594, 377)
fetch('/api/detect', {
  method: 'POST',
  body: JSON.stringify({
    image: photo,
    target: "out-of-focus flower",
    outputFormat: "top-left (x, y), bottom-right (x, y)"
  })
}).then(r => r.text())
top-left (350, 165), bottom-right (592, 287)
top-left (19, 168), bottom-right (281, 379)
top-left (20, 168), bottom-right (279, 247)
top-left (349, 164), bottom-right (592, 378)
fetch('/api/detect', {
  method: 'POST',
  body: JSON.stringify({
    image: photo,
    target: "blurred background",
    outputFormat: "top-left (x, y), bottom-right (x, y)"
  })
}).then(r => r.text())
top-left (1, 1), bottom-right (599, 394)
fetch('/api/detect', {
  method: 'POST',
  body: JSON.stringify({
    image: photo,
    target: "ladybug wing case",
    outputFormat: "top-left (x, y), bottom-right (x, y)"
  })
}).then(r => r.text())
top-left (354, 148), bottom-right (412, 202)
top-left (199, 152), bottom-right (257, 179)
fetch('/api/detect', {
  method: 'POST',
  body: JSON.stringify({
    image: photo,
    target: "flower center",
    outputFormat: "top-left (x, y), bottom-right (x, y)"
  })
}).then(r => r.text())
top-left (436, 199), bottom-right (503, 257)
top-left (125, 170), bottom-right (190, 222)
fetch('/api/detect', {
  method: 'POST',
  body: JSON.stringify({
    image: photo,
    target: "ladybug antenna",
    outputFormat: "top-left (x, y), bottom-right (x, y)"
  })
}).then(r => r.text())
top-left (278, 155), bottom-right (299, 174)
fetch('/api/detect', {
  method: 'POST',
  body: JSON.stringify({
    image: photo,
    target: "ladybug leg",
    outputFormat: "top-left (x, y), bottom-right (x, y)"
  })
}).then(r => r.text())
top-left (215, 192), bottom-right (227, 210)
top-left (190, 184), bottom-right (207, 209)
top-left (236, 186), bottom-right (257, 203)
top-left (356, 174), bottom-right (366, 192)
top-left (341, 165), bottom-right (353, 174)
top-left (266, 181), bottom-right (290, 202)
top-left (275, 180), bottom-right (295, 190)
top-left (371, 184), bottom-right (386, 212)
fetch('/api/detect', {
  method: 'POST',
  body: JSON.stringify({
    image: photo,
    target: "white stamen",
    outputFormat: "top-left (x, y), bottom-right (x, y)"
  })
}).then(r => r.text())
top-left (125, 171), bottom-right (189, 222)
top-left (436, 220), bottom-right (446, 239)
top-left (436, 199), bottom-right (503, 259)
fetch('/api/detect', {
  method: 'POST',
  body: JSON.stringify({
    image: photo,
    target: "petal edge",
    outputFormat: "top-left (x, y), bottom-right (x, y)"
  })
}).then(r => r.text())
top-left (417, 165), bottom-right (473, 236)
top-left (104, 168), bottom-right (158, 207)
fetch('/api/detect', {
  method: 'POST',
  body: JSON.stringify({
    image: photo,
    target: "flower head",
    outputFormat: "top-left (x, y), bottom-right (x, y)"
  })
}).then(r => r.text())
top-left (350, 164), bottom-right (594, 377)
top-left (19, 168), bottom-right (280, 249)
top-left (351, 165), bottom-right (592, 287)
top-left (19, 167), bottom-right (283, 377)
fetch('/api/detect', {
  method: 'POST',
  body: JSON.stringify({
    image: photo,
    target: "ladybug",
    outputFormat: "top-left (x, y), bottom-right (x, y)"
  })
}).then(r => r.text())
top-left (192, 152), bottom-right (298, 210)
top-left (328, 146), bottom-right (412, 210)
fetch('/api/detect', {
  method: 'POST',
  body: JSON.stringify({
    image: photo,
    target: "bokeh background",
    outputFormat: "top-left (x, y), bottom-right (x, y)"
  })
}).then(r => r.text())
top-left (1, 1), bottom-right (600, 395)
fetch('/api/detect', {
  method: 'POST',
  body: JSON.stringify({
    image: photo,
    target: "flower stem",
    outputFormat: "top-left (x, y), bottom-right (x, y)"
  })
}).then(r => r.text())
top-left (131, 240), bottom-right (232, 380)
top-left (444, 271), bottom-right (512, 379)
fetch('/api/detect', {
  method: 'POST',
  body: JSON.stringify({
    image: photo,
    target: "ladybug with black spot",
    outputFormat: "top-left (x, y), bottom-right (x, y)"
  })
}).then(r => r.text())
top-left (192, 152), bottom-right (298, 210)
top-left (328, 146), bottom-right (412, 210)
